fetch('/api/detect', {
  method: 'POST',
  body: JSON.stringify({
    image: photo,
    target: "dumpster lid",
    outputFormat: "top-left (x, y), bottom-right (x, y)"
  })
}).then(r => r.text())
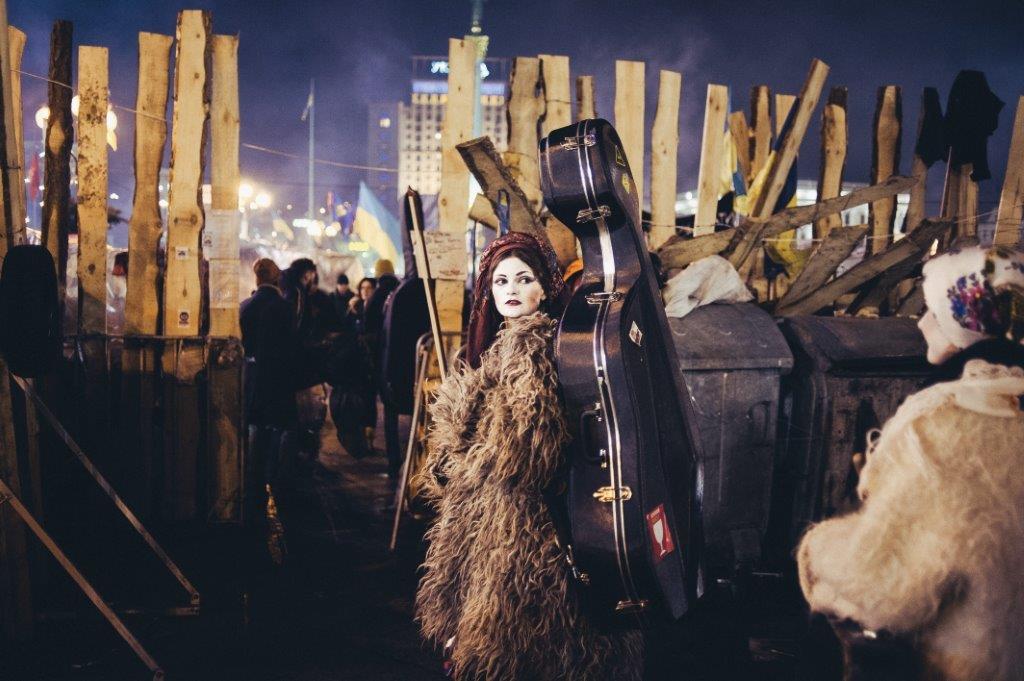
top-left (670, 303), bottom-right (794, 372)
top-left (781, 316), bottom-right (929, 372)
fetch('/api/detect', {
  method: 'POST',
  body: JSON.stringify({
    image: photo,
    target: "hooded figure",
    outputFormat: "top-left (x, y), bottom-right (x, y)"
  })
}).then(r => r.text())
top-left (798, 246), bottom-right (1024, 681)
top-left (416, 232), bottom-right (643, 680)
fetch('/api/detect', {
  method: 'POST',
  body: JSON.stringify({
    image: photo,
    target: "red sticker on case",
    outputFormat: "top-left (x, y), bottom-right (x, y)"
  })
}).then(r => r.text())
top-left (646, 504), bottom-right (675, 563)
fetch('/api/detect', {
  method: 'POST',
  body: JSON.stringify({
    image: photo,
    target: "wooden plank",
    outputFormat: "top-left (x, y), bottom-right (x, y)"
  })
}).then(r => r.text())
top-left (955, 163), bottom-right (978, 238)
top-left (0, 1), bottom-right (32, 639)
top-left (728, 174), bottom-right (917, 267)
top-left (576, 75), bottom-right (596, 120)
top-left (656, 229), bottom-right (736, 270)
top-left (468, 193), bottom-right (499, 230)
top-left (436, 37), bottom-right (476, 338)
top-left (121, 32), bottom-right (171, 518)
top-left (729, 111), bottom-right (751, 188)
top-left (539, 54), bottom-right (570, 136)
top-left (751, 59), bottom-right (829, 221)
top-left (7, 26), bottom-right (24, 246)
top-left (867, 85), bottom-right (902, 254)
top-left (42, 21), bottom-right (72, 315)
top-left (650, 70), bottom-right (682, 249)
top-left (776, 218), bottom-right (950, 317)
top-left (614, 60), bottom-right (645, 215)
top-left (163, 11), bottom-right (211, 341)
top-left (814, 87), bottom-right (848, 239)
top-left (694, 84), bottom-right (727, 238)
top-left (504, 57), bottom-right (543, 211)
top-left (774, 93), bottom-right (796, 137)
top-left (903, 88), bottom-right (940, 236)
top-left (77, 46), bottom-right (109, 335)
top-left (207, 34), bottom-right (241, 523)
top-left (456, 136), bottom-right (547, 242)
top-left (994, 95), bottom-right (1024, 247)
top-left (163, 10), bottom-right (211, 521)
top-left (776, 224), bottom-right (868, 310)
top-left (749, 85), bottom-right (772, 181)
top-left (0, 16), bottom-right (24, 249)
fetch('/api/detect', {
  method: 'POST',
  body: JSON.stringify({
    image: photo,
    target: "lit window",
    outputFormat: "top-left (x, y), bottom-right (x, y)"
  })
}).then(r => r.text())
top-left (379, 117), bottom-right (391, 128)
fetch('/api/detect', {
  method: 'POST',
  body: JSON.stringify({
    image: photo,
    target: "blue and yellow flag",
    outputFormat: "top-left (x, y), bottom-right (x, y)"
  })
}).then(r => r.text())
top-left (352, 181), bottom-right (404, 277)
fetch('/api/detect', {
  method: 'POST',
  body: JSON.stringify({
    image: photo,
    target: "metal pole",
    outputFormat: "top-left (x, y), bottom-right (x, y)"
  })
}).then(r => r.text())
top-left (307, 78), bottom-right (315, 220)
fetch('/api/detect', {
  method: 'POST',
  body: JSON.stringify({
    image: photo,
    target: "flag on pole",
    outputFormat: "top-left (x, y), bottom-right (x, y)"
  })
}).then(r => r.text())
top-left (300, 80), bottom-right (314, 122)
top-left (352, 181), bottom-right (404, 277)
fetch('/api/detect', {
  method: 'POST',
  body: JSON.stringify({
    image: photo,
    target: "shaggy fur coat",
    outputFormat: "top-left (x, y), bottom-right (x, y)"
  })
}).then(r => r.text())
top-left (416, 313), bottom-right (643, 680)
top-left (798, 359), bottom-right (1024, 681)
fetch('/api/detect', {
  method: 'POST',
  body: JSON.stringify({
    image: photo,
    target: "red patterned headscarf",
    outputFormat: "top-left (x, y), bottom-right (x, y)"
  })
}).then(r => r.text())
top-left (465, 232), bottom-right (565, 369)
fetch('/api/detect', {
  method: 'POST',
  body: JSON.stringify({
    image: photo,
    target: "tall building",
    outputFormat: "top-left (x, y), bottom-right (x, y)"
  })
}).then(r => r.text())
top-left (396, 56), bottom-right (508, 201)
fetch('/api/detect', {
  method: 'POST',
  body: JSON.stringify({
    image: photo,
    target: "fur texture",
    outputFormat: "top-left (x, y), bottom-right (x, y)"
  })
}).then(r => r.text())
top-left (798, 359), bottom-right (1024, 681)
top-left (416, 313), bottom-right (643, 680)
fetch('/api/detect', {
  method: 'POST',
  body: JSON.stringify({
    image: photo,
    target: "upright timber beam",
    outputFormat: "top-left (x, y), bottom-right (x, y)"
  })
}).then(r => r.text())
top-left (539, 54), bottom-right (570, 136)
top-left (436, 37), bottom-right (475, 341)
top-left (994, 95), bottom-right (1024, 247)
top-left (774, 94), bottom-right (796, 137)
top-left (614, 60), bottom-right (645, 216)
top-left (868, 85), bottom-right (902, 254)
top-left (694, 84), bottom-right (728, 237)
top-left (576, 75), bottom-right (596, 121)
top-left (650, 70), bottom-right (681, 249)
top-left (814, 87), bottom-right (848, 239)
top-left (162, 10), bottom-right (211, 520)
top-left (0, 1), bottom-right (32, 639)
top-left (504, 57), bottom-right (543, 212)
top-left (749, 85), bottom-right (772, 181)
top-left (42, 21), bottom-right (73, 312)
top-left (123, 31), bottom-right (171, 517)
top-left (729, 111), bottom-right (752, 188)
top-left (903, 88), bottom-right (941, 236)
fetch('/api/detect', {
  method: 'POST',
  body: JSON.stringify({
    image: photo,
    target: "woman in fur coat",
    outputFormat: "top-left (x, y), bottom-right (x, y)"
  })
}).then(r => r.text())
top-left (415, 232), bottom-right (643, 680)
top-left (797, 246), bottom-right (1024, 681)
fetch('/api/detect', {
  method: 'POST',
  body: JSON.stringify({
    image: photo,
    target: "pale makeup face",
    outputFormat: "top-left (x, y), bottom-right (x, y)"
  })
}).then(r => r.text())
top-left (918, 309), bottom-right (958, 365)
top-left (491, 256), bottom-right (545, 318)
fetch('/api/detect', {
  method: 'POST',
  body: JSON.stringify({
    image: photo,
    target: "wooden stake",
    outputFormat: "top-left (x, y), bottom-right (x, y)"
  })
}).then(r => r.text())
top-left (867, 85), bottom-right (902, 254)
top-left (504, 57), bottom-right (543, 211)
top-left (955, 163), bottom-right (978, 238)
top-left (163, 10), bottom-right (211, 341)
top-left (76, 46), bottom-right (109, 336)
top-left (42, 21), bottom-right (73, 313)
top-left (903, 88), bottom-right (940, 236)
top-left (576, 75), bottom-right (596, 120)
top-left (0, 14), bottom-right (25, 249)
top-left (774, 93), bottom-right (796, 137)
top-left (749, 85), bottom-right (771, 181)
top-left (777, 224), bottom-right (868, 310)
top-left (694, 84), bottom-right (728, 237)
top-left (436, 37), bottom-right (476, 338)
top-left (657, 229), bottom-right (736, 270)
top-left (207, 34), bottom-right (241, 522)
top-left (729, 111), bottom-right (751, 188)
top-left (994, 95), bottom-right (1024, 247)
top-left (814, 87), bottom-right (847, 239)
top-left (7, 27), bottom-right (24, 246)
top-left (539, 54), bottom-right (570, 136)
top-left (614, 60), bottom-right (645, 214)
top-left (649, 70), bottom-right (681, 249)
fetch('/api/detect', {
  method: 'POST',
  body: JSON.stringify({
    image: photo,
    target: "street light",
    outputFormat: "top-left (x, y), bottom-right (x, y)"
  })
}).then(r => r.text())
top-left (255, 191), bottom-right (272, 209)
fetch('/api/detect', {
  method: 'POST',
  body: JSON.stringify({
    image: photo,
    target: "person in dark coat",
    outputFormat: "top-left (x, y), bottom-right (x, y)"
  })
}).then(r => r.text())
top-left (329, 273), bottom-right (354, 326)
top-left (363, 259), bottom-right (402, 476)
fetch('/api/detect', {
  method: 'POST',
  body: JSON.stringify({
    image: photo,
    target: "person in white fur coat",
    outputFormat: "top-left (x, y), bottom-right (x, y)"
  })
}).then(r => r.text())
top-left (797, 245), bottom-right (1024, 681)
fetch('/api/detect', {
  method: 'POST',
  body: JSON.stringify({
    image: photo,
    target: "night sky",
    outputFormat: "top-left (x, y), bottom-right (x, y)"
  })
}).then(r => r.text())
top-left (11, 0), bottom-right (1024, 219)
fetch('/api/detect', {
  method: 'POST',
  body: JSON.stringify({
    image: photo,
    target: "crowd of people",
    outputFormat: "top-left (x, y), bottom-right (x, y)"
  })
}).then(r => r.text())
top-left (239, 255), bottom-right (401, 533)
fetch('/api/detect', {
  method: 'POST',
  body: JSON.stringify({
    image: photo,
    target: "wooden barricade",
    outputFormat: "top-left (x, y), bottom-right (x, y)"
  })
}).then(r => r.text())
top-left (867, 85), bottom-right (902, 254)
top-left (650, 70), bottom-right (681, 249)
top-left (614, 60), bottom-right (645, 215)
top-left (694, 84), bottom-right (727, 237)
top-left (814, 87), bottom-right (847, 239)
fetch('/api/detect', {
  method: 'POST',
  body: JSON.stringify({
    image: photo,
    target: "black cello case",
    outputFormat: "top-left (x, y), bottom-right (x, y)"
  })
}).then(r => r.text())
top-left (540, 119), bottom-right (705, 628)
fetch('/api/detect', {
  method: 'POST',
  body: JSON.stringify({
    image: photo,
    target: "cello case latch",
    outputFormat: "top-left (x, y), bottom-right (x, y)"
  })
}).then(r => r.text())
top-left (560, 132), bottom-right (597, 150)
top-left (576, 205), bottom-right (611, 223)
top-left (585, 291), bottom-right (623, 305)
top-left (593, 486), bottom-right (633, 503)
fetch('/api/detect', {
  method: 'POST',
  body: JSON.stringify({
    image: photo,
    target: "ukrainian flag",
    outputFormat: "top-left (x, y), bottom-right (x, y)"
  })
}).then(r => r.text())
top-left (352, 181), bottom-right (404, 277)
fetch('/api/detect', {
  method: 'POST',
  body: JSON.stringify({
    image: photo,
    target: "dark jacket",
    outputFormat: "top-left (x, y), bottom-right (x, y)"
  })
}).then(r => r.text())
top-left (329, 289), bottom-right (354, 326)
top-left (248, 287), bottom-right (298, 428)
top-left (240, 285), bottom-right (281, 358)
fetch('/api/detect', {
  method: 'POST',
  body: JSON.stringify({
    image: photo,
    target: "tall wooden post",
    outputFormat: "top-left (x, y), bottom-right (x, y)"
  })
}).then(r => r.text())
top-left (123, 32), bottom-right (171, 517)
top-left (903, 88), bottom-right (941, 235)
top-left (42, 21), bottom-right (73, 314)
top-left (694, 84), bottom-right (728, 237)
top-left (615, 60), bottom-right (645, 214)
top-left (162, 10), bottom-right (211, 520)
top-left (0, 0), bottom-right (32, 638)
top-left (649, 70), bottom-right (681, 249)
top-left (994, 96), bottom-right (1024, 247)
top-left (576, 75), bottom-right (596, 121)
top-left (814, 87), bottom-right (848, 239)
top-left (539, 54), bottom-right (570, 136)
top-left (505, 57), bottom-right (544, 212)
top-left (729, 111), bottom-right (752, 188)
top-left (749, 85), bottom-right (772, 181)
top-left (774, 94), bottom-right (796, 137)
top-left (207, 34), bottom-right (242, 521)
top-left (77, 45), bottom-right (111, 472)
top-left (436, 38), bottom-right (475, 341)
top-left (868, 85), bottom-right (902, 254)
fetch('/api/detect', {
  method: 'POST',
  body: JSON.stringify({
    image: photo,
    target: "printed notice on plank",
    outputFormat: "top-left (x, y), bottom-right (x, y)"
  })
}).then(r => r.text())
top-left (423, 232), bottom-right (468, 280)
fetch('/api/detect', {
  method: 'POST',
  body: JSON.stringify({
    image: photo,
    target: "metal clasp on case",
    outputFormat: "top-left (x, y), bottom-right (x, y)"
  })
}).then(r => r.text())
top-left (576, 205), bottom-right (611, 223)
top-left (615, 599), bottom-right (649, 614)
top-left (585, 291), bottom-right (623, 305)
top-left (593, 486), bottom-right (632, 503)
top-left (560, 132), bottom-right (596, 150)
